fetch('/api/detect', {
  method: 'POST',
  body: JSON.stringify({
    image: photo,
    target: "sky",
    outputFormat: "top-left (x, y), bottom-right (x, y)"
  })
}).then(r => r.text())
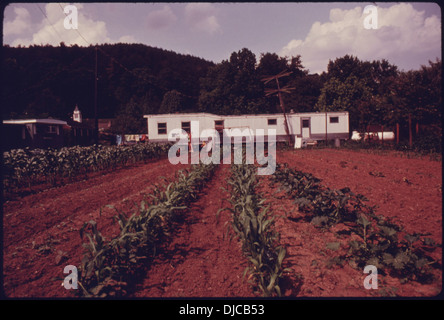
top-left (2, 2), bottom-right (442, 74)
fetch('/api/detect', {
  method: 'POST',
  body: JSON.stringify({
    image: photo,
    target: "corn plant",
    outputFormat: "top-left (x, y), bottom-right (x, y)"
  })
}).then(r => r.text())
top-left (77, 162), bottom-right (216, 297)
top-left (224, 162), bottom-right (289, 297)
top-left (3, 143), bottom-right (171, 195)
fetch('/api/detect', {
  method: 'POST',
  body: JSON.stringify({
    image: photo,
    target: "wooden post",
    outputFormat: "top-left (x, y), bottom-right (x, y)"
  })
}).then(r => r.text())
top-left (408, 114), bottom-right (412, 147)
top-left (325, 111), bottom-right (328, 145)
top-left (94, 46), bottom-right (99, 144)
top-left (366, 124), bottom-right (369, 143)
top-left (396, 123), bottom-right (399, 144)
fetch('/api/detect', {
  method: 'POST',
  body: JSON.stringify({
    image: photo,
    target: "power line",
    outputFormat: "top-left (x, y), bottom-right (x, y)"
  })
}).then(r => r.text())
top-left (35, 3), bottom-right (65, 44)
top-left (6, 4), bottom-right (197, 109)
top-left (56, 2), bottom-right (197, 98)
top-left (58, 3), bottom-right (90, 46)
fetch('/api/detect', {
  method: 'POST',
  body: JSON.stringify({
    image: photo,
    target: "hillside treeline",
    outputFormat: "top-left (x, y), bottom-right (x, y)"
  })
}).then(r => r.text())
top-left (2, 44), bottom-right (441, 140)
top-left (2, 43), bottom-right (213, 133)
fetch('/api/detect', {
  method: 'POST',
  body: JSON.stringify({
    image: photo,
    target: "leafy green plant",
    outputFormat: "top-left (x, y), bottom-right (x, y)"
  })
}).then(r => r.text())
top-left (223, 162), bottom-right (290, 297)
top-left (77, 163), bottom-right (217, 297)
top-left (273, 163), bottom-right (441, 285)
top-left (3, 143), bottom-right (171, 196)
top-left (272, 164), bottom-right (375, 227)
top-left (347, 218), bottom-right (440, 283)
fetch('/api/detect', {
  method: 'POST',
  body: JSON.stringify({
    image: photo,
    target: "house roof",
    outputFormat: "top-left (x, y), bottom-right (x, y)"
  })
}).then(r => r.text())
top-left (143, 111), bottom-right (349, 119)
top-left (65, 119), bottom-right (94, 129)
top-left (3, 119), bottom-right (67, 125)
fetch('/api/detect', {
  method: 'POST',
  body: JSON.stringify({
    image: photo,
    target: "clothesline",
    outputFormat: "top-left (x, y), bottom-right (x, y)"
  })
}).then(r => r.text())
top-left (116, 134), bottom-right (147, 145)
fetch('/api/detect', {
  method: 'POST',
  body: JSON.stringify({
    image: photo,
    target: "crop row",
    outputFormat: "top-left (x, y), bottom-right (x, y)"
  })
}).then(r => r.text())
top-left (77, 162), bottom-right (217, 297)
top-left (3, 143), bottom-right (170, 192)
top-left (222, 162), bottom-right (288, 297)
top-left (272, 163), bottom-right (440, 284)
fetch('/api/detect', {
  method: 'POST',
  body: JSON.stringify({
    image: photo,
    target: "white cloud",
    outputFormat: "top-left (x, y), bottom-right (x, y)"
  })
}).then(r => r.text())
top-left (118, 35), bottom-right (138, 44)
top-left (146, 5), bottom-right (177, 29)
top-left (184, 3), bottom-right (221, 35)
top-left (281, 3), bottom-right (441, 74)
top-left (7, 3), bottom-right (137, 47)
top-left (4, 7), bottom-right (32, 36)
top-left (30, 3), bottom-right (111, 46)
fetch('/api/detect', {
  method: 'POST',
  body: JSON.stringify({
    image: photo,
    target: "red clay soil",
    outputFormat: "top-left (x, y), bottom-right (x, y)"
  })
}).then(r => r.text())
top-left (2, 158), bottom-right (188, 298)
top-left (264, 148), bottom-right (442, 297)
top-left (2, 148), bottom-right (442, 298)
top-left (131, 164), bottom-right (254, 298)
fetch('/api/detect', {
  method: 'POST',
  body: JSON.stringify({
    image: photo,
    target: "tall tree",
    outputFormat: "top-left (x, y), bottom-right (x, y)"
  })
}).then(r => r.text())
top-left (110, 99), bottom-right (145, 134)
top-left (391, 59), bottom-right (442, 127)
top-left (315, 75), bottom-right (373, 130)
top-left (198, 48), bottom-right (264, 115)
top-left (159, 90), bottom-right (183, 114)
top-left (326, 54), bottom-right (363, 82)
top-left (257, 53), bottom-right (309, 113)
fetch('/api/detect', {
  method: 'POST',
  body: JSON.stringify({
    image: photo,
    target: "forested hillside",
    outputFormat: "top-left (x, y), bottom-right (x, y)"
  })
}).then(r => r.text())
top-left (2, 43), bottom-right (214, 132)
top-left (1, 43), bottom-right (441, 140)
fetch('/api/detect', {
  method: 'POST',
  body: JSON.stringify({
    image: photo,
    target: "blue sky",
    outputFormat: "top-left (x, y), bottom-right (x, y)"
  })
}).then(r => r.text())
top-left (3, 2), bottom-right (441, 74)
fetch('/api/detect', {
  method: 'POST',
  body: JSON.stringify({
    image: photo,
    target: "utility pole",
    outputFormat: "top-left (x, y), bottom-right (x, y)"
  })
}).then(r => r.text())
top-left (94, 46), bottom-right (98, 144)
top-left (262, 70), bottom-right (294, 145)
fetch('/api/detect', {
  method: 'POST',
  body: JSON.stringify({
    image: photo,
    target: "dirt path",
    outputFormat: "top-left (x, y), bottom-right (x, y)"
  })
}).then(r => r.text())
top-left (3, 158), bottom-right (188, 298)
top-left (132, 164), bottom-right (255, 298)
top-left (258, 174), bottom-right (376, 297)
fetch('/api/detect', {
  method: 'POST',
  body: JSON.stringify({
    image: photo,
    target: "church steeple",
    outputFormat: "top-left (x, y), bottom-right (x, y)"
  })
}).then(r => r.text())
top-left (73, 105), bottom-right (82, 123)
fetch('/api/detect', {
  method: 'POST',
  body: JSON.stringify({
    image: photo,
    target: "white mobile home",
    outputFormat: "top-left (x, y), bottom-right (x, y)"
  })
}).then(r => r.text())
top-left (143, 112), bottom-right (349, 146)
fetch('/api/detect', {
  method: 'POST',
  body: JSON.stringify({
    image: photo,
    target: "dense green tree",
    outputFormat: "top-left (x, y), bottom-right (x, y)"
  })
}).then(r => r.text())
top-left (287, 74), bottom-right (324, 113)
top-left (319, 55), bottom-right (404, 130)
top-left (315, 75), bottom-right (373, 130)
top-left (257, 53), bottom-right (309, 113)
top-left (391, 59), bottom-right (441, 126)
top-left (326, 54), bottom-right (363, 82)
top-left (198, 48), bottom-right (265, 115)
top-left (257, 53), bottom-right (289, 80)
top-left (159, 90), bottom-right (183, 114)
top-left (110, 99), bottom-right (145, 134)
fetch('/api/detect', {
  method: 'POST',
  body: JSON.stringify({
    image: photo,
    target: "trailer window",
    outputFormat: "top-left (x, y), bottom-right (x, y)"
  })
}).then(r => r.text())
top-left (157, 122), bottom-right (167, 135)
top-left (330, 116), bottom-right (339, 124)
top-left (181, 121), bottom-right (191, 134)
top-left (268, 118), bottom-right (277, 125)
top-left (302, 119), bottom-right (310, 128)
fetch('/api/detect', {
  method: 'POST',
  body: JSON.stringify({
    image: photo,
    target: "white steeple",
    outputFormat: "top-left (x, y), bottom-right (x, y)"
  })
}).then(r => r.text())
top-left (73, 105), bottom-right (82, 123)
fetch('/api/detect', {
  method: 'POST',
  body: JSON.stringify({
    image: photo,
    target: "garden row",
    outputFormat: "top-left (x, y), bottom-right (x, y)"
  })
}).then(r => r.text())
top-left (76, 162), bottom-right (217, 297)
top-left (222, 162), bottom-right (288, 297)
top-left (272, 163), bottom-right (440, 284)
top-left (77, 158), bottom-right (291, 298)
top-left (2, 143), bottom-right (171, 193)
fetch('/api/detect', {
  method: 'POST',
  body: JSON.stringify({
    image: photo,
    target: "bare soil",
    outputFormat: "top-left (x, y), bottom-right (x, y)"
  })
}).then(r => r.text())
top-left (268, 148), bottom-right (442, 297)
top-left (2, 148), bottom-right (442, 298)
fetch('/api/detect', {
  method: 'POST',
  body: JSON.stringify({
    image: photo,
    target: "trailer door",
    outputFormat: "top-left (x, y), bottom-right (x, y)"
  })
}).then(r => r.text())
top-left (301, 118), bottom-right (310, 138)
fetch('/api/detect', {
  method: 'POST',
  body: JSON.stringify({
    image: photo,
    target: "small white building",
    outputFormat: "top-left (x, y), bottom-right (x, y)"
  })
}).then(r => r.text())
top-left (143, 111), bottom-right (349, 147)
top-left (73, 105), bottom-right (82, 123)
